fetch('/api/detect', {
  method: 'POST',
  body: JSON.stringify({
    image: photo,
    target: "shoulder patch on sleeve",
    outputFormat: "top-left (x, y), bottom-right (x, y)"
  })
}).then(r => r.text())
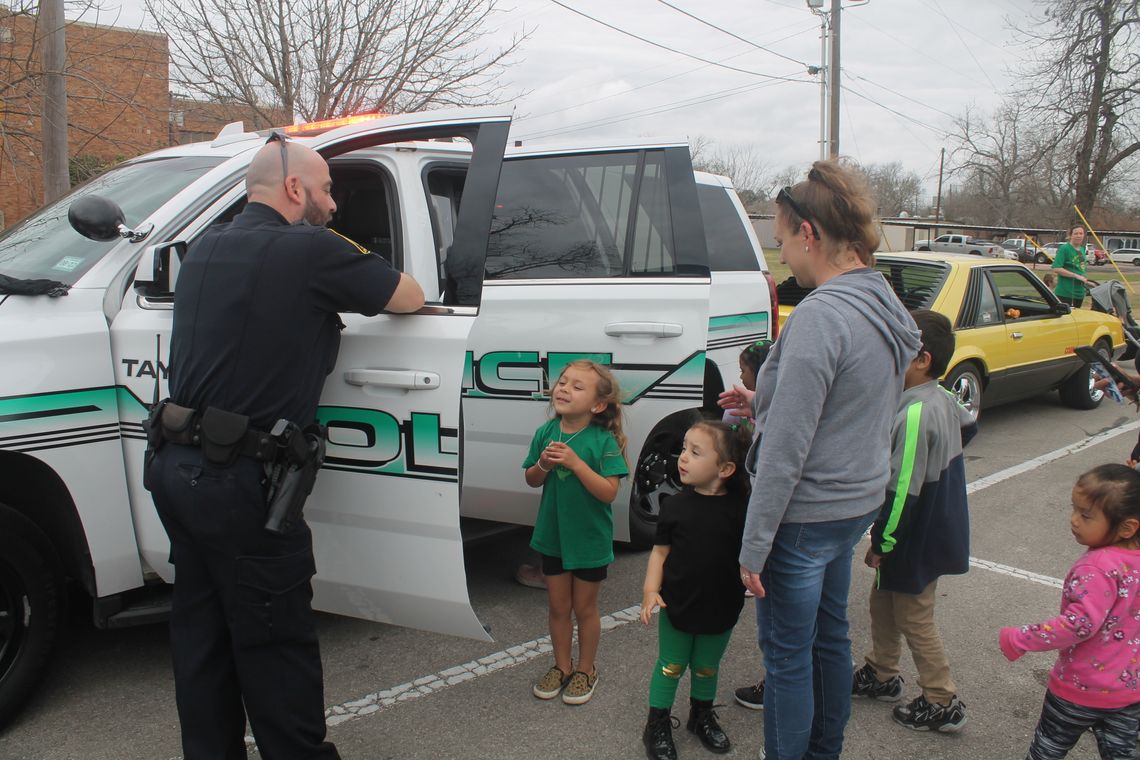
top-left (327, 228), bottom-right (370, 254)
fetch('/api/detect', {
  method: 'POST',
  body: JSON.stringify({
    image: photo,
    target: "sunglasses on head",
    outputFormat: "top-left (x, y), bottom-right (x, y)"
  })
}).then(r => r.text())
top-left (265, 130), bottom-right (290, 179)
top-left (777, 186), bottom-right (820, 240)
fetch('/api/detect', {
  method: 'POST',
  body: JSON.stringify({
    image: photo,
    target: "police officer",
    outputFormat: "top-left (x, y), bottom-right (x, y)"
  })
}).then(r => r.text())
top-left (148, 135), bottom-right (424, 759)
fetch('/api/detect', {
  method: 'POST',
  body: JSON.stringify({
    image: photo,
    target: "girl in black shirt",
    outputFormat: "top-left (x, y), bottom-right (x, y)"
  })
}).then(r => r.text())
top-left (639, 421), bottom-right (750, 760)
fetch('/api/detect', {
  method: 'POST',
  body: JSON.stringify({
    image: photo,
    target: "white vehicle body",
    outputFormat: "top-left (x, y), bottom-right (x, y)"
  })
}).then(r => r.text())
top-left (0, 108), bottom-right (772, 723)
top-left (1108, 247), bottom-right (1140, 267)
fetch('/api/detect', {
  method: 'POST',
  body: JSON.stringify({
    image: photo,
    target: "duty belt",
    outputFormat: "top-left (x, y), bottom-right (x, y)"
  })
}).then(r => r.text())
top-left (157, 402), bottom-right (280, 465)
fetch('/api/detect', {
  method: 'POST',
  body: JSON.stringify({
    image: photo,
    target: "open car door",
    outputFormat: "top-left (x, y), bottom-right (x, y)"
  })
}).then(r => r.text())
top-left (109, 108), bottom-right (511, 641)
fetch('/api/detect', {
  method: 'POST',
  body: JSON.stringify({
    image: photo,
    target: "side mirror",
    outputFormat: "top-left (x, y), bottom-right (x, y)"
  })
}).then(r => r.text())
top-left (69, 195), bottom-right (126, 241)
top-left (133, 241), bottom-right (187, 299)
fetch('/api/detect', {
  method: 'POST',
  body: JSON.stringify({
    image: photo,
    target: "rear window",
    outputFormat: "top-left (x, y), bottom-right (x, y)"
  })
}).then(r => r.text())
top-left (696, 184), bottom-right (759, 272)
top-left (485, 150), bottom-right (675, 280)
top-left (873, 258), bottom-right (948, 310)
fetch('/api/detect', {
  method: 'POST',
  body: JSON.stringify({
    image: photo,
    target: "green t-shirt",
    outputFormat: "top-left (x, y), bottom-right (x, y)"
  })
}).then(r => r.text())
top-left (523, 418), bottom-right (629, 569)
top-left (1052, 243), bottom-right (1087, 298)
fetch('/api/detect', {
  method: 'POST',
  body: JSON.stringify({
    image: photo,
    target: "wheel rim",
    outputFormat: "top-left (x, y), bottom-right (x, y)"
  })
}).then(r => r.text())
top-left (952, 371), bottom-right (981, 420)
top-left (633, 449), bottom-right (682, 520)
top-left (0, 558), bottom-right (29, 681)
top-left (1088, 345), bottom-right (1110, 403)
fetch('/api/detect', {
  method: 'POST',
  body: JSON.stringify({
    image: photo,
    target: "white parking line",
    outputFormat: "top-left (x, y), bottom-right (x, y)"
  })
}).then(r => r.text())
top-left (966, 419), bottom-right (1140, 495)
top-left (313, 418), bottom-right (1140, 734)
top-left (320, 605), bottom-right (642, 730)
top-left (968, 557), bottom-right (1063, 588)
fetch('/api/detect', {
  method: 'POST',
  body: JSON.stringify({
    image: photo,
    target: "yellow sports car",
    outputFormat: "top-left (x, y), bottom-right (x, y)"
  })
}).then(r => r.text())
top-left (776, 252), bottom-right (1125, 420)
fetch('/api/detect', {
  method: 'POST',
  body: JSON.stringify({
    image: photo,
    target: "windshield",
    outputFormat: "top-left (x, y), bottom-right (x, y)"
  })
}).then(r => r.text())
top-left (0, 156), bottom-right (224, 286)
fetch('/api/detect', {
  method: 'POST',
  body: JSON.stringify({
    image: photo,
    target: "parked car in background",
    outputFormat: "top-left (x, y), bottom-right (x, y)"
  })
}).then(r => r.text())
top-left (1087, 244), bottom-right (1109, 266)
top-left (1109, 247), bottom-right (1140, 267)
top-left (1001, 238), bottom-right (1051, 264)
top-left (776, 252), bottom-right (1125, 421)
top-left (915, 233), bottom-right (1002, 257)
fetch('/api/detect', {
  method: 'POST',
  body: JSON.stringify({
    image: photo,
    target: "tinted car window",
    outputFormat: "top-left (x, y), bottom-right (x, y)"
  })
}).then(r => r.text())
top-left (696, 184), bottom-right (759, 272)
top-left (485, 150), bottom-right (675, 280)
top-left (0, 156), bottom-right (224, 286)
top-left (873, 259), bottom-right (947, 309)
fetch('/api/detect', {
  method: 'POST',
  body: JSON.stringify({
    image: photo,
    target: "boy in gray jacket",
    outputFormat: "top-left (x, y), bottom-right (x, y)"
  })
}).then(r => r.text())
top-left (854, 309), bottom-right (976, 733)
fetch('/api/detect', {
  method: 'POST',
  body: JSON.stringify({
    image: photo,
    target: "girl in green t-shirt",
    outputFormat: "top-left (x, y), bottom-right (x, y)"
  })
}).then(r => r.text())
top-left (524, 359), bottom-right (628, 706)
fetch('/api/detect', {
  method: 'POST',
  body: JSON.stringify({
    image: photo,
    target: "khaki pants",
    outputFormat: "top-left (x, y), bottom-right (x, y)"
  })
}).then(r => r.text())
top-left (865, 580), bottom-right (957, 704)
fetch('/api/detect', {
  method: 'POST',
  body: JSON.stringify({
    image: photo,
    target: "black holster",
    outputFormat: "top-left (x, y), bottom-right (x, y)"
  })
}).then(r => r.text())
top-left (264, 423), bottom-right (326, 535)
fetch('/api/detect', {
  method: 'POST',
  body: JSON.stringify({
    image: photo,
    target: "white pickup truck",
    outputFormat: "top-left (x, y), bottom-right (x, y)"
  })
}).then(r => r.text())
top-left (915, 234), bottom-right (1002, 257)
top-left (0, 107), bottom-right (775, 725)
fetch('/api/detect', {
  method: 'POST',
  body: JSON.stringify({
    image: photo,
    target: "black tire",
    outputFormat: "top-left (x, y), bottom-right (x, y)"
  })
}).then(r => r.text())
top-left (968, 249), bottom-right (982, 256)
top-left (1132, 258), bottom-right (1140, 268)
top-left (627, 410), bottom-right (702, 548)
top-left (917, 246), bottom-right (931, 252)
top-left (1060, 339), bottom-right (1110, 410)
top-left (944, 363), bottom-right (983, 423)
top-left (1036, 253), bottom-right (1049, 264)
top-left (0, 504), bottom-right (63, 729)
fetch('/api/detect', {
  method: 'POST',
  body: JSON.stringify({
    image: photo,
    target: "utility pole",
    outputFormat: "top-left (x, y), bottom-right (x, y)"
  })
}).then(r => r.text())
top-left (41, 0), bottom-right (69, 203)
top-left (934, 147), bottom-right (945, 222)
top-left (828, 0), bottom-right (841, 159)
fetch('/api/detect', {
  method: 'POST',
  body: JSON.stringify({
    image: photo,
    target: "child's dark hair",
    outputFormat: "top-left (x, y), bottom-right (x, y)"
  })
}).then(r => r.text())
top-left (1076, 464), bottom-right (1140, 531)
top-left (740, 339), bottom-right (773, 376)
top-left (688, 420), bottom-right (752, 496)
top-left (910, 309), bottom-right (954, 378)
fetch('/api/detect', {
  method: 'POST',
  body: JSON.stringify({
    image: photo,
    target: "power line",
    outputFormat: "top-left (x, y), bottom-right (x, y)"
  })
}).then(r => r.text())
top-left (651, 0), bottom-right (811, 69)
top-left (547, 0), bottom-right (814, 84)
top-left (516, 22), bottom-right (818, 124)
top-left (925, 0), bottom-right (999, 89)
top-left (841, 83), bottom-right (946, 147)
top-left (517, 79), bottom-right (787, 142)
top-left (844, 12), bottom-right (990, 89)
top-left (845, 71), bottom-right (961, 122)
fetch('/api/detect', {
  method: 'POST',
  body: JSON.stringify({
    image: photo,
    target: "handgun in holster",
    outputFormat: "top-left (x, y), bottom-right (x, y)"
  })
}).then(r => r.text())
top-left (264, 421), bottom-right (327, 534)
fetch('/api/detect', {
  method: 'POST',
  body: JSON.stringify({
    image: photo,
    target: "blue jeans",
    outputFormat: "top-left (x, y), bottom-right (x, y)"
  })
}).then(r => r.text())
top-left (757, 511), bottom-right (877, 760)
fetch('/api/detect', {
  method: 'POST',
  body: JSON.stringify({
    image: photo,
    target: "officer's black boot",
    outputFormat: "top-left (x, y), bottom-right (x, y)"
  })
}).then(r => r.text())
top-left (643, 707), bottom-right (678, 760)
top-left (686, 698), bottom-right (730, 754)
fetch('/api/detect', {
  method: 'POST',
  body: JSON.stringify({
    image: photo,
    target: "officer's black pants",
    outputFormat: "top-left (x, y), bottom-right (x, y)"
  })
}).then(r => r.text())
top-left (150, 444), bottom-right (340, 760)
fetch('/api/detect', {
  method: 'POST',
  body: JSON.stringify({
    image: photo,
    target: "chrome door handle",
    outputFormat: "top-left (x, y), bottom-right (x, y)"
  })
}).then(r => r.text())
top-left (344, 369), bottom-right (440, 389)
top-left (604, 321), bottom-right (683, 338)
top-left (1010, 332), bottom-right (1024, 340)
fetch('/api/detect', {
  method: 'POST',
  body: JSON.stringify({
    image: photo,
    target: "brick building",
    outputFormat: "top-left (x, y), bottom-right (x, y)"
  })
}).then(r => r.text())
top-left (0, 11), bottom-right (286, 227)
top-left (0, 10), bottom-right (170, 224)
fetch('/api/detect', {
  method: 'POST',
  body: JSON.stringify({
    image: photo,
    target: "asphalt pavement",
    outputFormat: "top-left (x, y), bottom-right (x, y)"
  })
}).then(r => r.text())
top-left (5, 391), bottom-right (1140, 759)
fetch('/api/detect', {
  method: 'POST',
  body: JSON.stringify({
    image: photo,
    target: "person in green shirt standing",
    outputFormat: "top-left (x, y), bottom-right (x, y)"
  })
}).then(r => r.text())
top-left (523, 359), bottom-right (629, 706)
top-left (1051, 225), bottom-right (1092, 308)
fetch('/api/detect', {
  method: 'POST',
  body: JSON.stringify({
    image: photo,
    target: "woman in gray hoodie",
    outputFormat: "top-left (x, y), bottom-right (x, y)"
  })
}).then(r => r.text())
top-left (726, 160), bottom-right (920, 760)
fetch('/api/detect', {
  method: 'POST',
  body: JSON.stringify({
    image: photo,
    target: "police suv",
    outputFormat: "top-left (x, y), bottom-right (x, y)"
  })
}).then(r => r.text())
top-left (0, 108), bottom-right (774, 724)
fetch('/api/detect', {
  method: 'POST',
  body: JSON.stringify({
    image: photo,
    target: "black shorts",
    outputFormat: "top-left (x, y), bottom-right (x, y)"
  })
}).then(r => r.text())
top-left (540, 553), bottom-right (608, 582)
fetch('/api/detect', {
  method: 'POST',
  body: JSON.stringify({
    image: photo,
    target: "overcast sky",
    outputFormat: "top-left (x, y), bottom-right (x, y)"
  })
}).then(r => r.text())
top-left (102, 0), bottom-right (1044, 198)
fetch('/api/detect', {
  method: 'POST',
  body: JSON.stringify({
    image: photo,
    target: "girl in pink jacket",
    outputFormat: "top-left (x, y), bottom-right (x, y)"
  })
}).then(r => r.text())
top-left (1000, 463), bottom-right (1140, 760)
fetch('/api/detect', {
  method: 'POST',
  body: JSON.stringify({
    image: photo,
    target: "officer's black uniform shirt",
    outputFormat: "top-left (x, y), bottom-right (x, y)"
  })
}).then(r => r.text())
top-left (654, 489), bottom-right (748, 634)
top-left (170, 202), bottom-right (401, 431)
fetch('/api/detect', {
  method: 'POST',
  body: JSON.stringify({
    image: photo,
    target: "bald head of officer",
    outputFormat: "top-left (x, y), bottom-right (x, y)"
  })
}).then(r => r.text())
top-left (247, 137), bottom-right (337, 227)
top-left (244, 135), bottom-right (424, 313)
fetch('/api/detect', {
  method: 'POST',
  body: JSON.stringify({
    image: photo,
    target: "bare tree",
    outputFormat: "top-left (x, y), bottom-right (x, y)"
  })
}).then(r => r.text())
top-left (689, 136), bottom-right (775, 210)
top-left (851, 160), bottom-right (924, 218)
top-left (1014, 0), bottom-right (1140, 218)
top-left (145, 0), bottom-right (526, 124)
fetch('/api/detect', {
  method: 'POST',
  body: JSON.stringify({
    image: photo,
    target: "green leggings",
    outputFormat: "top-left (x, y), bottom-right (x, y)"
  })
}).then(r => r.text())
top-left (649, 612), bottom-right (734, 709)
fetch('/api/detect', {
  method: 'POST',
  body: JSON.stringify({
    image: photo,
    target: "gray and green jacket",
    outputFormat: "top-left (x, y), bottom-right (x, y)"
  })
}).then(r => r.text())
top-left (870, 379), bottom-right (976, 594)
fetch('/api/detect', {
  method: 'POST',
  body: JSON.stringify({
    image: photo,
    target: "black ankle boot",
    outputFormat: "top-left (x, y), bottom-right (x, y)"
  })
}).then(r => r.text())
top-left (643, 707), bottom-right (678, 760)
top-left (687, 698), bottom-right (730, 754)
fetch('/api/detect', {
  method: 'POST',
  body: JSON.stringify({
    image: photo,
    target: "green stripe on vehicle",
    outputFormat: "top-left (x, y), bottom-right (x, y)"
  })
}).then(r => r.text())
top-left (708, 313), bottom-right (768, 331)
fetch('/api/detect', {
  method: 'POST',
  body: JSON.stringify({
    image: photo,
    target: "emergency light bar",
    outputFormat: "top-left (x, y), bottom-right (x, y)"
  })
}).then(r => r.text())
top-left (282, 113), bottom-right (388, 136)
